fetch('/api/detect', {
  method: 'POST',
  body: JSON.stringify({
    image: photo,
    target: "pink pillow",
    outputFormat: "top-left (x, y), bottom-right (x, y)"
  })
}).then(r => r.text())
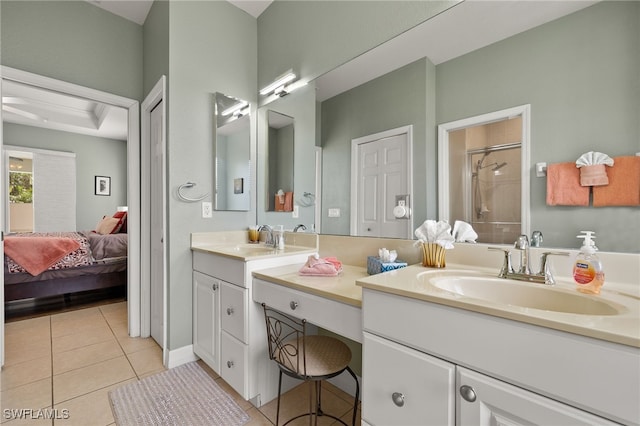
top-left (95, 217), bottom-right (120, 235)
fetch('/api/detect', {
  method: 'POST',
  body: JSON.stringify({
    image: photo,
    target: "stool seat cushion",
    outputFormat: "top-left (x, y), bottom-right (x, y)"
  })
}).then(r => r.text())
top-left (276, 335), bottom-right (352, 377)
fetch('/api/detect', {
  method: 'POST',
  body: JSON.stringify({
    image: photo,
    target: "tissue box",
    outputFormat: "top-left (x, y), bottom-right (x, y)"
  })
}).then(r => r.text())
top-left (367, 256), bottom-right (408, 275)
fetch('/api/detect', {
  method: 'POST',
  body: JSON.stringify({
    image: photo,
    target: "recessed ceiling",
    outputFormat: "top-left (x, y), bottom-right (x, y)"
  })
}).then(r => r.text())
top-left (2, 80), bottom-right (128, 140)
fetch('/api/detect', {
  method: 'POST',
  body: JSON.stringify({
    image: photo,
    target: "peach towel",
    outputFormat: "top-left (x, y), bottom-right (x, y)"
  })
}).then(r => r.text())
top-left (4, 237), bottom-right (80, 276)
top-left (546, 162), bottom-right (590, 206)
top-left (284, 191), bottom-right (293, 212)
top-left (593, 156), bottom-right (640, 206)
top-left (274, 194), bottom-right (285, 211)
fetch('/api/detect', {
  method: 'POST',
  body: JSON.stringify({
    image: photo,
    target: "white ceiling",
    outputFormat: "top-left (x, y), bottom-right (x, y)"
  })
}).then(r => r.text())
top-left (86, 0), bottom-right (272, 24)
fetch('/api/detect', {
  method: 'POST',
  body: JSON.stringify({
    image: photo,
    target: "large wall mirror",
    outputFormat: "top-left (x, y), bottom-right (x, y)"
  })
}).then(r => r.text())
top-left (213, 92), bottom-right (250, 211)
top-left (259, 1), bottom-right (639, 253)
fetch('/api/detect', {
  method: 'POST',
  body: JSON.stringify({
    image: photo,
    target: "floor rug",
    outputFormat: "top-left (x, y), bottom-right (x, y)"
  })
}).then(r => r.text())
top-left (109, 362), bottom-right (250, 425)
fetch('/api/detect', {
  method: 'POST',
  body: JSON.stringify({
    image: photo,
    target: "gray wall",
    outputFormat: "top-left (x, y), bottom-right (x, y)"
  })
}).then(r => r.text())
top-left (4, 123), bottom-right (127, 231)
top-left (320, 58), bottom-right (434, 235)
top-left (257, 0), bottom-right (456, 89)
top-left (143, 0), bottom-right (170, 97)
top-left (164, 1), bottom-right (257, 351)
top-left (1, 0), bottom-right (143, 101)
top-left (436, 1), bottom-right (640, 252)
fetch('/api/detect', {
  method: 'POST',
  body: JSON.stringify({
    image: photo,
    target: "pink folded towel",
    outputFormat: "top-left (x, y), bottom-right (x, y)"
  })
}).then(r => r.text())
top-left (299, 254), bottom-right (343, 276)
top-left (593, 156), bottom-right (640, 207)
top-left (4, 237), bottom-right (80, 276)
top-left (284, 192), bottom-right (294, 212)
top-left (546, 162), bottom-right (590, 206)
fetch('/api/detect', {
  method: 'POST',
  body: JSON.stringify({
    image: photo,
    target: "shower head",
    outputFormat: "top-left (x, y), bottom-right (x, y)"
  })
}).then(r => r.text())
top-left (492, 162), bottom-right (507, 172)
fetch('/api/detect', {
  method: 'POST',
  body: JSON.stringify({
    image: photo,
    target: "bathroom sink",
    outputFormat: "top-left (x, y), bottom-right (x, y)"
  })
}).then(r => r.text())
top-left (427, 275), bottom-right (624, 316)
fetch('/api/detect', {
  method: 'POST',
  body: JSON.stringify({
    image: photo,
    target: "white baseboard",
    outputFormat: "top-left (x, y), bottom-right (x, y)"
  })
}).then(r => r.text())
top-left (165, 344), bottom-right (198, 369)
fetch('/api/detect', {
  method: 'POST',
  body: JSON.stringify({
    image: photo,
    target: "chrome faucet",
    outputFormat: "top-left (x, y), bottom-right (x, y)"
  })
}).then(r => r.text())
top-left (257, 224), bottom-right (276, 248)
top-left (293, 224), bottom-right (307, 232)
top-left (514, 234), bottom-right (531, 275)
top-left (531, 230), bottom-right (543, 247)
top-left (489, 237), bottom-right (569, 285)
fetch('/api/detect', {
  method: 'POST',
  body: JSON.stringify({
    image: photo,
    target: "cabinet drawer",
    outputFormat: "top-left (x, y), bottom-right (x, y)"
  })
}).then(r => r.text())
top-left (220, 331), bottom-right (249, 399)
top-left (253, 278), bottom-right (362, 343)
top-left (193, 251), bottom-right (244, 287)
top-left (220, 281), bottom-right (248, 343)
top-left (362, 332), bottom-right (455, 426)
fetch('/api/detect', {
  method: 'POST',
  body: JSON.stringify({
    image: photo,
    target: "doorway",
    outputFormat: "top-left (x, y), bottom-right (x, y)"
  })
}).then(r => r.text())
top-left (0, 66), bottom-right (141, 366)
top-left (438, 105), bottom-right (531, 245)
top-left (350, 126), bottom-right (413, 239)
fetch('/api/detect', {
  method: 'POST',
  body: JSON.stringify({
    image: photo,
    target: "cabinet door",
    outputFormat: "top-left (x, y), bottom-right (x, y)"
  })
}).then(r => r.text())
top-left (363, 332), bottom-right (455, 426)
top-left (457, 367), bottom-right (618, 425)
top-left (192, 271), bottom-right (220, 372)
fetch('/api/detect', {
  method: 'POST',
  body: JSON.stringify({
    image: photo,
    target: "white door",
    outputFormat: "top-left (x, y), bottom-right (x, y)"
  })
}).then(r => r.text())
top-left (150, 99), bottom-right (164, 347)
top-left (352, 127), bottom-right (412, 238)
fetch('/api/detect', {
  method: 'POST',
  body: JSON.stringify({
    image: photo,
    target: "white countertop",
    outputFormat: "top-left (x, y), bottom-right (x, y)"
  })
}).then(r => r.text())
top-left (356, 263), bottom-right (640, 348)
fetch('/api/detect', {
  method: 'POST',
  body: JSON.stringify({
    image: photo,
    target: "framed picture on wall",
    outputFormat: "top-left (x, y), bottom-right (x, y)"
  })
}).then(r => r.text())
top-left (234, 178), bottom-right (244, 194)
top-left (95, 175), bottom-right (111, 196)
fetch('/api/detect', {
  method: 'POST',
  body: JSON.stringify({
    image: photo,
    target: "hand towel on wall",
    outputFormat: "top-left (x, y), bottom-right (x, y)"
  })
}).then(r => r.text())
top-left (284, 191), bottom-right (294, 212)
top-left (274, 194), bottom-right (285, 211)
top-left (593, 156), bottom-right (640, 206)
top-left (546, 162), bottom-right (590, 206)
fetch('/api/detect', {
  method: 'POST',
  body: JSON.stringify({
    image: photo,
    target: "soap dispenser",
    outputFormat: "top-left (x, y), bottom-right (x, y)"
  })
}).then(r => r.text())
top-left (572, 231), bottom-right (604, 294)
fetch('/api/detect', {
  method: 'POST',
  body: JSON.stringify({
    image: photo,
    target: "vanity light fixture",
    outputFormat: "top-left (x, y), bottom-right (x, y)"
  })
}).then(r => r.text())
top-left (221, 101), bottom-right (249, 117)
top-left (259, 70), bottom-right (297, 96)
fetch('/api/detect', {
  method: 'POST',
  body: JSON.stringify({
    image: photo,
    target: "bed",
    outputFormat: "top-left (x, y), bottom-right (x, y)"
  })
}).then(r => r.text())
top-left (4, 215), bottom-right (128, 303)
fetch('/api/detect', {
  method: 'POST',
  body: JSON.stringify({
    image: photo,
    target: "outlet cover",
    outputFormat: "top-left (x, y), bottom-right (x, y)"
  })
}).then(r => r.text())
top-left (328, 208), bottom-right (340, 218)
top-left (292, 205), bottom-right (299, 218)
top-left (202, 202), bottom-right (212, 218)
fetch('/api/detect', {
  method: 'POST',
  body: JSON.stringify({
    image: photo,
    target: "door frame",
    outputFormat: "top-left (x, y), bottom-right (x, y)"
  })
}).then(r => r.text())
top-left (140, 76), bottom-right (167, 363)
top-left (0, 66), bottom-right (142, 336)
top-left (349, 125), bottom-right (413, 238)
top-left (437, 104), bottom-right (531, 238)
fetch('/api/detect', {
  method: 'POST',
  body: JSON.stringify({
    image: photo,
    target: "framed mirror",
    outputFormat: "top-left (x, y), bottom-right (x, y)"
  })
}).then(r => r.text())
top-left (213, 92), bottom-right (250, 211)
top-left (266, 110), bottom-right (294, 212)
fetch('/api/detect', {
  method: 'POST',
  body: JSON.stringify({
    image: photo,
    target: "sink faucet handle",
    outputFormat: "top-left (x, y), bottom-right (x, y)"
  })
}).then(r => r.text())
top-left (539, 251), bottom-right (570, 285)
top-left (531, 230), bottom-right (543, 247)
top-left (488, 247), bottom-right (514, 278)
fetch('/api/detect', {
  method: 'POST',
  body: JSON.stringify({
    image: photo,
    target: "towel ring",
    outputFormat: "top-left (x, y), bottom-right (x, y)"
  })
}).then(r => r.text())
top-left (177, 182), bottom-right (209, 202)
top-left (298, 192), bottom-right (315, 207)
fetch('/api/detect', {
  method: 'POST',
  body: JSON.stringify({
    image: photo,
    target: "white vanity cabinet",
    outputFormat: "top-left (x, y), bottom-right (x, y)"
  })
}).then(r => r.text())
top-left (362, 288), bottom-right (637, 426)
top-left (192, 249), bottom-right (312, 406)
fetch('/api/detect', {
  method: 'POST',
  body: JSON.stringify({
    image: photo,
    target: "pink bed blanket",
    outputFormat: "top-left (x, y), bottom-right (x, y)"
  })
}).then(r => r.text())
top-left (5, 232), bottom-right (92, 276)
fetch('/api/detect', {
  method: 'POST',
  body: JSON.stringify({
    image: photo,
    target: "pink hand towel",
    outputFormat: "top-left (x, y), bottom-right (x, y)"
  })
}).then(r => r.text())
top-left (593, 156), bottom-right (640, 206)
top-left (299, 254), bottom-right (343, 276)
top-left (546, 162), bottom-right (590, 206)
top-left (284, 191), bottom-right (294, 212)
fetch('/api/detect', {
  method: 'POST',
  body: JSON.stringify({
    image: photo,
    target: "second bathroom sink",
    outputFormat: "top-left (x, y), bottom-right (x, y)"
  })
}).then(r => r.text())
top-left (426, 274), bottom-right (625, 316)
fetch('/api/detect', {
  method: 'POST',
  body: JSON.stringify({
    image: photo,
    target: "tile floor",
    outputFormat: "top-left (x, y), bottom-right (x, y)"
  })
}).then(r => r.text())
top-left (1, 301), bottom-right (360, 425)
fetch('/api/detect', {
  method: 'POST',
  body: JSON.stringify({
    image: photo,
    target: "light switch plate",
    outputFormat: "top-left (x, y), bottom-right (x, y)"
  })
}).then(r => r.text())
top-left (202, 202), bottom-right (212, 218)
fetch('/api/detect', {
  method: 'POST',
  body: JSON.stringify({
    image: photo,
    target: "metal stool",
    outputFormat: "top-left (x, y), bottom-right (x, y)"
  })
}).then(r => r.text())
top-left (262, 303), bottom-right (359, 426)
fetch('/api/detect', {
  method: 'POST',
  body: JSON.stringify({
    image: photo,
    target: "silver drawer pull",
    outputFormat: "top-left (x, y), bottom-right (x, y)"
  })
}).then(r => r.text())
top-left (459, 385), bottom-right (477, 402)
top-left (227, 360), bottom-right (234, 368)
top-left (290, 301), bottom-right (298, 310)
top-left (392, 392), bottom-right (405, 407)
top-left (227, 307), bottom-right (234, 315)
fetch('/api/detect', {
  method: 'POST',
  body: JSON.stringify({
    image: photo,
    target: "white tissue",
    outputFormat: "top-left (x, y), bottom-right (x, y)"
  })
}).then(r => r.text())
top-left (452, 220), bottom-right (478, 243)
top-left (378, 248), bottom-right (398, 263)
top-left (575, 151), bottom-right (614, 167)
top-left (414, 220), bottom-right (455, 249)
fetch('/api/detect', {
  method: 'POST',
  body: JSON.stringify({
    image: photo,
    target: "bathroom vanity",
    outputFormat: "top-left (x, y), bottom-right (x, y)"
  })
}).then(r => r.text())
top-left (191, 232), bottom-right (316, 406)
top-left (357, 265), bottom-right (640, 426)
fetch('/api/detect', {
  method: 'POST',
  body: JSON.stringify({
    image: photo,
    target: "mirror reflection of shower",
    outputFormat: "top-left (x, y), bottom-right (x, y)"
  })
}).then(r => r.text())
top-left (472, 150), bottom-right (510, 220)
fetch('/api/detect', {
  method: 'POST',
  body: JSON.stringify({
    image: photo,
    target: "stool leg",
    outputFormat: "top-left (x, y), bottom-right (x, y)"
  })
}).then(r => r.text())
top-left (346, 367), bottom-right (359, 426)
top-left (316, 380), bottom-right (324, 416)
top-left (276, 370), bottom-right (283, 426)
